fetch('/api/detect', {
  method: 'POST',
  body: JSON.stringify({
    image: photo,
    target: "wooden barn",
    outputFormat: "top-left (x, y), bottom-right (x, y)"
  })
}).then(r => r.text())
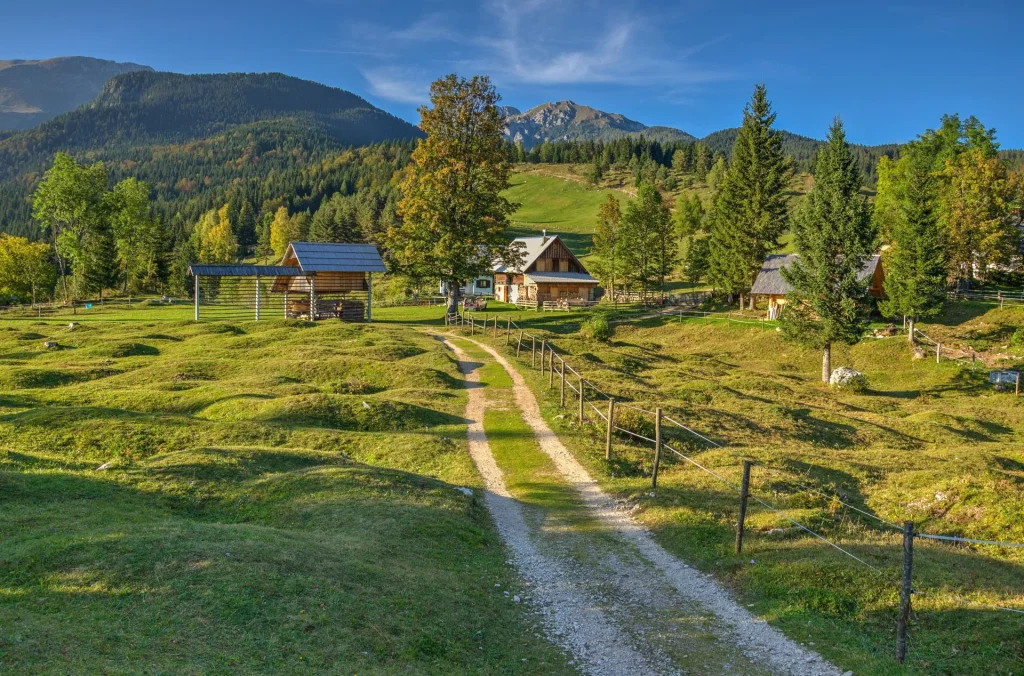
top-left (493, 234), bottom-right (598, 308)
top-left (189, 242), bottom-right (387, 322)
top-left (750, 253), bottom-right (885, 319)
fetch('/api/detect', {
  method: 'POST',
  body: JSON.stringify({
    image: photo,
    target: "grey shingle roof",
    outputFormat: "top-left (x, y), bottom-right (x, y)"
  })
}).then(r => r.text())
top-left (525, 271), bottom-right (598, 284)
top-left (494, 236), bottom-right (557, 274)
top-left (189, 265), bottom-right (303, 277)
top-left (286, 242), bottom-right (387, 273)
top-left (750, 253), bottom-right (881, 295)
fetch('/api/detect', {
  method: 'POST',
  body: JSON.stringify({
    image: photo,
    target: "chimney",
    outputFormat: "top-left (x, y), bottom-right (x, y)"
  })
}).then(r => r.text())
top-left (542, 229), bottom-right (548, 243)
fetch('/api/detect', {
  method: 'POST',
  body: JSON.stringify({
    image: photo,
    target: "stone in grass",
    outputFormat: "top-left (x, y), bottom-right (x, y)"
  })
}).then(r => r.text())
top-left (43, 341), bottom-right (58, 349)
top-left (829, 367), bottom-right (867, 392)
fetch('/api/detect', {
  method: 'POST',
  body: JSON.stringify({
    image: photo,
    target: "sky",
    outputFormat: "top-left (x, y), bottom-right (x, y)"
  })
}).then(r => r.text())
top-left (6, 0), bottom-right (1024, 147)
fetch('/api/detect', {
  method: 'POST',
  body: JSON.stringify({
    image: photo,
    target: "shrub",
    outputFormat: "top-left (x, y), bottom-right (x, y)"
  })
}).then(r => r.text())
top-left (1010, 328), bottom-right (1024, 347)
top-left (579, 314), bottom-right (612, 342)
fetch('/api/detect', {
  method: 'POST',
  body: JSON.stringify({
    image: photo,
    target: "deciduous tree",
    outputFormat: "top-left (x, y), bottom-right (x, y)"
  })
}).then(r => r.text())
top-left (619, 184), bottom-right (675, 299)
top-left (387, 74), bottom-right (523, 314)
top-left (590, 194), bottom-right (623, 301)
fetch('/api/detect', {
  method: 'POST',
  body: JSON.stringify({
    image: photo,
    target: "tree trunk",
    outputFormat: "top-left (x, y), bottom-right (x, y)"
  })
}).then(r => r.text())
top-left (749, 293), bottom-right (755, 311)
top-left (822, 343), bottom-right (832, 384)
top-left (738, 292), bottom-right (744, 310)
top-left (907, 318), bottom-right (915, 343)
top-left (446, 283), bottom-right (460, 317)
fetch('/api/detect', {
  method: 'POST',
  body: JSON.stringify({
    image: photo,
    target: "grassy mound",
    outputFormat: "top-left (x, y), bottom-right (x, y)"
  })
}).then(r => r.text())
top-left (0, 316), bottom-right (569, 673)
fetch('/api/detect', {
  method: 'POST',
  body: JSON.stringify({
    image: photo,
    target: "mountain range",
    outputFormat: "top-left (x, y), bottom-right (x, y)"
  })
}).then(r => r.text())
top-left (0, 56), bottom-right (151, 131)
top-left (501, 101), bottom-right (696, 148)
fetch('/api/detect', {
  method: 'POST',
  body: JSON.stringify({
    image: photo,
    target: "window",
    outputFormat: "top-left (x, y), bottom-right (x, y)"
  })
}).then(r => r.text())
top-left (476, 279), bottom-right (491, 289)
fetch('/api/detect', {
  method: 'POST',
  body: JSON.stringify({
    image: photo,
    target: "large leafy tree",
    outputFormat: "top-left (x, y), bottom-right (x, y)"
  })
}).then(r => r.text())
top-left (191, 205), bottom-right (238, 264)
top-left (780, 119), bottom-right (875, 383)
top-left (708, 85), bottom-right (791, 308)
top-left (31, 153), bottom-right (108, 301)
top-left (589, 194), bottom-right (623, 301)
top-left (619, 183), bottom-right (675, 299)
top-left (388, 74), bottom-right (522, 313)
top-left (105, 177), bottom-right (161, 294)
top-left (877, 151), bottom-right (947, 342)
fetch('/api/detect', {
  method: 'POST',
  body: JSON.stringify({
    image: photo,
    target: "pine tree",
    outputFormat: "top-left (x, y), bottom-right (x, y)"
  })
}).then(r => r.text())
top-left (878, 152), bottom-right (947, 342)
top-left (619, 184), bottom-right (675, 299)
top-left (708, 84), bottom-right (791, 308)
top-left (694, 143), bottom-right (711, 182)
top-left (779, 118), bottom-right (875, 383)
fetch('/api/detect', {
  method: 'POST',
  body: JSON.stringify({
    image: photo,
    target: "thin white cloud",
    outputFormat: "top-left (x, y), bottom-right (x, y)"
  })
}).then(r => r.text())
top-left (392, 14), bottom-right (458, 42)
top-left (361, 67), bottom-right (430, 105)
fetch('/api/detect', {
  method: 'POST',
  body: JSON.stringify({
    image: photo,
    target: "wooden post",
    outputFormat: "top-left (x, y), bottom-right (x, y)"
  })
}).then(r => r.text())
top-left (471, 316), bottom-right (475, 335)
top-left (652, 408), bottom-right (663, 488)
top-left (578, 376), bottom-right (585, 425)
top-left (897, 521), bottom-right (914, 664)
top-left (255, 274), bottom-right (261, 321)
top-left (516, 331), bottom-right (524, 357)
top-left (531, 336), bottom-right (536, 367)
top-left (548, 348), bottom-right (555, 388)
top-left (194, 274), bottom-right (200, 321)
top-left (284, 290), bottom-right (288, 318)
top-left (366, 272), bottom-right (373, 323)
top-left (539, 340), bottom-right (546, 372)
top-left (493, 315), bottom-right (498, 338)
top-left (506, 316), bottom-right (512, 345)
top-left (605, 398), bottom-right (615, 460)
top-left (559, 360), bottom-right (566, 407)
top-left (309, 276), bottom-right (316, 321)
top-left (735, 460), bottom-right (752, 554)
top-left (936, 343), bottom-right (941, 363)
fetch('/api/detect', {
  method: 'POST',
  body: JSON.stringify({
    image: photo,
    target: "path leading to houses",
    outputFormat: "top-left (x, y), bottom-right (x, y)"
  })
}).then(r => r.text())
top-left (441, 333), bottom-right (845, 676)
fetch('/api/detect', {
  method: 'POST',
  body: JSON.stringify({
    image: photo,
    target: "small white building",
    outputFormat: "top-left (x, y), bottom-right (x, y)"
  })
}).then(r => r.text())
top-left (439, 276), bottom-right (494, 297)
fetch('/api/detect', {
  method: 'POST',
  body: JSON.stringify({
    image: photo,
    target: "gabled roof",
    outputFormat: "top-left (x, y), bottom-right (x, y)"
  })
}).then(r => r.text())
top-left (189, 265), bottom-right (302, 277)
top-left (283, 242), bottom-right (387, 273)
top-left (750, 253), bottom-right (882, 296)
top-left (525, 271), bottom-right (598, 284)
top-left (494, 235), bottom-right (587, 274)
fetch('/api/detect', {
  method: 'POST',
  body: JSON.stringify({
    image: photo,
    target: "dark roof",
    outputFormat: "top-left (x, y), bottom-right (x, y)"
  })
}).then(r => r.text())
top-left (750, 253), bottom-right (881, 296)
top-left (286, 242), bottom-right (387, 273)
top-left (525, 271), bottom-right (599, 284)
top-left (189, 265), bottom-right (303, 277)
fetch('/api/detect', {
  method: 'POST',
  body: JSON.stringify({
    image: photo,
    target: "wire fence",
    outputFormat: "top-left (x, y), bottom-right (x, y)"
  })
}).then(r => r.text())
top-left (446, 308), bottom-right (1024, 664)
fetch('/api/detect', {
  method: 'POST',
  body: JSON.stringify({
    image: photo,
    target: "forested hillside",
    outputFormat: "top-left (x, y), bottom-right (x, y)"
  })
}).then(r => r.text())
top-left (0, 71), bottom-right (423, 239)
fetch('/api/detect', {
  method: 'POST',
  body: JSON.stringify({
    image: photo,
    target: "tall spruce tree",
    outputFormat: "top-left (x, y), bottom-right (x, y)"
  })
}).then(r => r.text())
top-left (708, 84), bottom-right (791, 308)
top-left (877, 151), bottom-right (947, 342)
top-left (780, 118), bottom-right (875, 383)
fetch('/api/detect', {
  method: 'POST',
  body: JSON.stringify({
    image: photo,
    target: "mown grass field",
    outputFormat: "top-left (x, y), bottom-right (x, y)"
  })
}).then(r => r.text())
top-left (0, 315), bottom-right (572, 673)
top-left (463, 303), bottom-right (1024, 675)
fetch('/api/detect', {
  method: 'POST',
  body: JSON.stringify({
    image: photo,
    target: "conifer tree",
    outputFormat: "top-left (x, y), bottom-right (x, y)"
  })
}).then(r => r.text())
top-left (878, 152), bottom-right (947, 343)
top-left (694, 143), bottom-right (711, 182)
top-left (708, 84), bottom-right (791, 308)
top-left (780, 118), bottom-right (875, 383)
top-left (619, 184), bottom-right (675, 299)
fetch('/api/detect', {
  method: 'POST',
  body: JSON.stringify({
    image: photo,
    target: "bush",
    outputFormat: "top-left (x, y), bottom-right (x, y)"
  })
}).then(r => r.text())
top-left (1010, 328), bottom-right (1024, 347)
top-left (579, 314), bottom-right (612, 341)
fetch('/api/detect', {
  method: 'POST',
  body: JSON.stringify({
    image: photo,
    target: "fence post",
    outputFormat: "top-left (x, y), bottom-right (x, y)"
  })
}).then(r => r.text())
top-left (516, 331), bottom-right (524, 357)
top-left (539, 340), bottom-right (546, 372)
top-left (194, 274), bottom-right (200, 321)
top-left (255, 275), bottom-right (261, 321)
top-left (936, 343), bottom-right (940, 363)
top-left (735, 460), bottom-right (752, 554)
top-left (605, 398), bottom-right (615, 461)
top-left (506, 316), bottom-right (511, 345)
top-left (560, 360), bottom-right (566, 407)
top-left (578, 376), bottom-right (585, 425)
top-left (548, 348), bottom-right (555, 388)
top-left (493, 315), bottom-right (498, 338)
top-left (652, 408), bottom-right (663, 488)
top-left (897, 521), bottom-right (914, 664)
top-left (471, 316), bottom-right (475, 335)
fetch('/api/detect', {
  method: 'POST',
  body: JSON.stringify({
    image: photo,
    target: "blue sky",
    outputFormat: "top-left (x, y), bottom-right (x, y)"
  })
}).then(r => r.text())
top-left (7, 0), bottom-right (1024, 146)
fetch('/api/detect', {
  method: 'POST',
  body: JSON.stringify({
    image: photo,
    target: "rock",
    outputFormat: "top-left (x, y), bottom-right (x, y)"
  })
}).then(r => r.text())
top-left (67, 322), bottom-right (79, 330)
top-left (513, 595), bottom-right (521, 603)
top-left (454, 486), bottom-right (473, 497)
top-left (95, 461), bottom-right (113, 471)
top-left (912, 347), bottom-right (926, 360)
top-left (829, 366), bottom-right (867, 392)
top-left (43, 341), bottom-right (57, 349)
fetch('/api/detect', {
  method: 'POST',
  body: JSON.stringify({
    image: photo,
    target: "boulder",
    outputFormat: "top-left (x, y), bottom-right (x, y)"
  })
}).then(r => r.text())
top-left (912, 347), bottom-right (927, 360)
top-left (829, 367), bottom-right (867, 392)
top-left (43, 341), bottom-right (58, 349)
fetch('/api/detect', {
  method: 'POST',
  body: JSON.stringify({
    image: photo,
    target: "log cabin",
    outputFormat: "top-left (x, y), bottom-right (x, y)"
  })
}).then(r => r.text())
top-left (493, 233), bottom-right (599, 308)
top-left (750, 253), bottom-right (885, 320)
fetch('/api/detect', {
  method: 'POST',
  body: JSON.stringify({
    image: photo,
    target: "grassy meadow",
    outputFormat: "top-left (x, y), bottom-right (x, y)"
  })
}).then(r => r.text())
top-left (0, 315), bottom-right (572, 673)
top-left (462, 302), bottom-right (1024, 675)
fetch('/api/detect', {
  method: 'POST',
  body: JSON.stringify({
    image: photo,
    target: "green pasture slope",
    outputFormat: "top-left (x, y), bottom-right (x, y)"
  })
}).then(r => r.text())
top-left (0, 312), bottom-right (571, 673)
top-left (463, 302), bottom-right (1024, 675)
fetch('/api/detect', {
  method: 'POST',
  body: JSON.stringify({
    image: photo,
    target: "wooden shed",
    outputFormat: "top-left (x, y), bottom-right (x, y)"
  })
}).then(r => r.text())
top-left (189, 242), bottom-right (387, 322)
top-left (750, 253), bottom-right (885, 319)
top-left (493, 234), bottom-right (598, 308)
